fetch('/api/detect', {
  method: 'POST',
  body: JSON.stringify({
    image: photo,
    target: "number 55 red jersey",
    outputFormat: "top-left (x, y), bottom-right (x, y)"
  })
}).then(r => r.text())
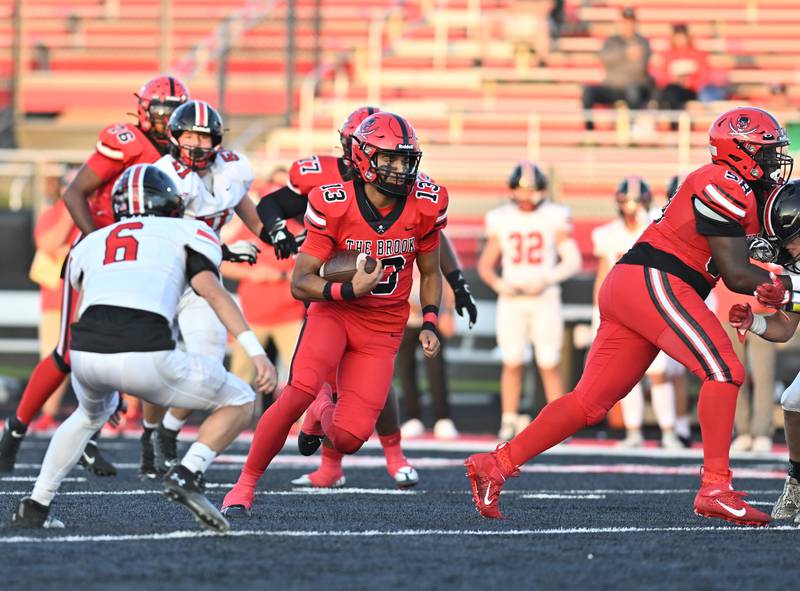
top-left (301, 177), bottom-right (448, 332)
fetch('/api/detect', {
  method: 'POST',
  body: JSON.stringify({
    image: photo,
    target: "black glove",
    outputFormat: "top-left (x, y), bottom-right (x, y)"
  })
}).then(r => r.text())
top-left (260, 219), bottom-right (298, 260)
top-left (445, 269), bottom-right (478, 329)
top-left (222, 241), bottom-right (260, 265)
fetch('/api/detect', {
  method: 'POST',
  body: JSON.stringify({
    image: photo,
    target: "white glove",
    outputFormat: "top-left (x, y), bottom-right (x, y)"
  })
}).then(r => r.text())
top-left (222, 241), bottom-right (260, 265)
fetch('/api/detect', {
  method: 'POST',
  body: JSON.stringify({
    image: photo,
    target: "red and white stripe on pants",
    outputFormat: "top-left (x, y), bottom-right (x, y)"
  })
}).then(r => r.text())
top-left (575, 263), bottom-right (744, 424)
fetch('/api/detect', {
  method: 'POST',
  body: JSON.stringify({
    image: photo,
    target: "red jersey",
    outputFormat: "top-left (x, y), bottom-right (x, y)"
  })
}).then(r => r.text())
top-left (84, 123), bottom-right (163, 228)
top-left (624, 163), bottom-right (759, 295)
top-left (301, 178), bottom-right (449, 332)
top-left (288, 155), bottom-right (349, 197)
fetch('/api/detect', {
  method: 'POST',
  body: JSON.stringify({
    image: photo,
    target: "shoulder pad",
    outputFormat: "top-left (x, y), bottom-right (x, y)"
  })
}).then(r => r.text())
top-left (307, 181), bottom-right (352, 221)
top-left (289, 155), bottom-right (342, 196)
top-left (216, 150), bottom-right (254, 183)
top-left (694, 165), bottom-right (752, 222)
top-left (96, 123), bottom-right (145, 162)
top-left (410, 178), bottom-right (449, 215)
top-left (185, 219), bottom-right (223, 267)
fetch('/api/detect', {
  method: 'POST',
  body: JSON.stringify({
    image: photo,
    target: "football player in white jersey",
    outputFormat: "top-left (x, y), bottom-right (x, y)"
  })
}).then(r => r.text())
top-left (10, 164), bottom-right (277, 532)
top-left (142, 100), bottom-right (265, 477)
top-left (591, 176), bottom-right (683, 449)
top-left (478, 162), bottom-right (581, 440)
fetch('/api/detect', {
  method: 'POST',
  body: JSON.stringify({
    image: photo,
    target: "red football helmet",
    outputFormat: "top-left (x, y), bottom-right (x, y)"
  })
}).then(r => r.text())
top-left (709, 107), bottom-right (792, 188)
top-left (136, 75), bottom-right (190, 147)
top-left (351, 112), bottom-right (421, 197)
top-left (339, 106), bottom-right (381, 162)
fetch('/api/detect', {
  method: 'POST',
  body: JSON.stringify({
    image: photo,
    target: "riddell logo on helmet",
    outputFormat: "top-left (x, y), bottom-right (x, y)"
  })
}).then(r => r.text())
top-left (397, 144), bottom-right (415, 150)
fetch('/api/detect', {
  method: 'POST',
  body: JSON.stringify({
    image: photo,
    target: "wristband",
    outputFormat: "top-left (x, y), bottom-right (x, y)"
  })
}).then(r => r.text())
top-left (750, 314), bottom-right (767, 336)
top-left (323, 282), bottom-right (355, 301)
top-left (237, 330), bottom-right (265, 357)
top-left (422, 304), bottom-right (440, 326)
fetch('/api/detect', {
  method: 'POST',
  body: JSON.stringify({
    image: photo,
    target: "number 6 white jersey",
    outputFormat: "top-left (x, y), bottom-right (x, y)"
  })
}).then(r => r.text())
top-left (68, 216), bottom-right (223, 321)
top-left (153, 149), bottom-right (254, 234)
top-left (484, 201), bottom-right (573, 290)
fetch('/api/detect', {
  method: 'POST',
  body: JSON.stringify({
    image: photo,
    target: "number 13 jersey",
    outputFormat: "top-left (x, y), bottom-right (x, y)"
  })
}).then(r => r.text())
top-left (484, 201), bottom-right (572, 290)
top-left (301, 178), bottom-right (449, 332)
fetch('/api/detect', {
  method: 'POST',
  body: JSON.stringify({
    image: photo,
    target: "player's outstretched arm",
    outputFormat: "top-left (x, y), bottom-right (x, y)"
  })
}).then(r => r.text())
top-left (708, 235), bottom-right (787, 295)
top-left (477, 235), bottom-right (513, 296)
top-left (730, 303), bottom-right (800, 343)
top-left (63, 164), bottom-right (104, 235)
top-left (234, 196), bottom-right (264, 240)
top-left (439, 233), bottom-right (478, 327)
top-left (190, 270), bottom-right (277, 393)
top-left (417, 248), bottom-right (442, 358)
top-left (256, 186), bottom-right (307, 258)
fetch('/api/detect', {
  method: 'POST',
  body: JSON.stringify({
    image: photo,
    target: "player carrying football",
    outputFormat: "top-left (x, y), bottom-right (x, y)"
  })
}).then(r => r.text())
top-left (466, 106), bottom-right (794, 527)
top-left (221, 112), bottom-right (449, 515)
top-left (256, 106), bottom-right (477, 489)
top-left (0, 75), bottom-right (190, 475)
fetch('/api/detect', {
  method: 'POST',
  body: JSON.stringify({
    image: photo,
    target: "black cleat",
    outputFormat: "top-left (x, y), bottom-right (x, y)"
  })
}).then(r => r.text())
top-left (163, 465), bottom-right (229, 533)
top-left (11, 497), bottom-right (64, 529)
top-left (78, 439), bottom-right (117, 477)
top-left (139, 428), bottom-right (161, 481)
top-left (297, 431), bottom-right (324, 456)
top-left (220, 504), bottom-right (251, 518)
top-left (0, 418), bottom-right (27, 473)
top-left (156, 425), bottom-right (180, 471)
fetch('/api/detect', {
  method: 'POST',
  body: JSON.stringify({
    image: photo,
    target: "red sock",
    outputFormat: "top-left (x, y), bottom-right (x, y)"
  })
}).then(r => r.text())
top-left (697, 381), bottom-right (738, 480)
top-left (319, 446), bottom-right (344, 476)
top-left (239, 385), bottom-right (314, 486)
top-left (318, 397), bottom-right (336, 436)
top-left (506, 393), bottom-right (588, 467)
top-left (379, 431), bottom-right (406, 466)
top-left (17, 355), bottom-right (68, 425)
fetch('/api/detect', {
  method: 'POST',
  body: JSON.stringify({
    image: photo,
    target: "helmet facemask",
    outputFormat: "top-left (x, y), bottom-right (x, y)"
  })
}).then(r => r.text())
top-left (145, 100), bottom-right (181, 146)
top-left (363, 144), bottom-right (421, 197)
top-left (752, 142), bottom-right (793, 187)
top-left (171, 130), bottom-right (219, 172)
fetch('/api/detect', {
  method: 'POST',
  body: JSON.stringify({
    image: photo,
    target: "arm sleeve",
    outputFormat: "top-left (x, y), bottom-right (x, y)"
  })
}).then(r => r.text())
top-left (693, 177), bottom-right (748, 237)
top-left (256, 185), bottom-right (308, 230)
top-left (185, 246), bottom-right (220, 281)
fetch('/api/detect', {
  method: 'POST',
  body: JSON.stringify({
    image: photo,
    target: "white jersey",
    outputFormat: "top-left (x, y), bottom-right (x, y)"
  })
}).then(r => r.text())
top-left (485, 201), bottom-right (572, 289)
top-left (69, 216), bottom-right (223, 321)
top-left (591, 208), bottom-right (661, 266)
top-left (154, 150), bottom-right (253, 234)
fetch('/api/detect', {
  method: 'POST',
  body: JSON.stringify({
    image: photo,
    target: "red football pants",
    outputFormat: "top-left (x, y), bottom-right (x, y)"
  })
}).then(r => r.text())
top-left (288, 307), bottom-right (402, 444)
top-left (508, 264), bottom-right (743, 477)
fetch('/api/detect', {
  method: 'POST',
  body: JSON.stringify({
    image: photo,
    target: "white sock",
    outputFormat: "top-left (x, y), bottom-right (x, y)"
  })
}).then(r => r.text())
top-left (31, 408), bottom-right (101, 507)
top-left (621, 383), bottom-right (644, 429)
top-left (162, 411), bottom-right (187, 432)
top-left (675, 415), bottom-right (691, 439)
top-left (501, 412), bottom-right (518, 424)
top-left (650, 382), bottom-right (676, 430)
top-left (143, 420), bottom-right (159, 430)
top-left (180, 442), bottom-right (216, 474)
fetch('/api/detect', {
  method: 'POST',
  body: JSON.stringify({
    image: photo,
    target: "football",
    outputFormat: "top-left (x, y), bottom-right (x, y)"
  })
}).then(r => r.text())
top-left (319, 250), bottom-right (378, 282)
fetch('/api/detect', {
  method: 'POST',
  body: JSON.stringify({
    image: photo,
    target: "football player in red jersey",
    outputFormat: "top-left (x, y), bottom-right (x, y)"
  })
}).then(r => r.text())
top-left (257, 106), bottom-right (477, 488)
top-left (221, 112), bottom-right (449, 515)
top-left (465, 106), bottom-right (795, 526)
top-left (0, 75), bottom-right (190, 475)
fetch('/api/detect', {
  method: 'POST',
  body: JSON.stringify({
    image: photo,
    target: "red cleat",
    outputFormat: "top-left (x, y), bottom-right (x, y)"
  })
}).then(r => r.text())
top-left (220, 482), bottom-right (256, 517)
top-left (291, 469), bottom-right (346, 488)
top-left (694, 476), bottom-right (770, 527)
top-left (464, 444), bottom-right (519, 519)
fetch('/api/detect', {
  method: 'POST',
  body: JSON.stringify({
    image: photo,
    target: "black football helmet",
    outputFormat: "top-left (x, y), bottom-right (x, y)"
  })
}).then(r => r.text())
top-left (763, 179), bottom-right (800, 272)
top-left (111, 164), bottom-right (184, 221)
top-left (665, 174), bottom-right (685, 202)
top-left (615, 175), bottom-right (652, 217)
top-left (168, 100), bottom-right (224, 171)
top-left (508, 161), bottom-right (547, 211)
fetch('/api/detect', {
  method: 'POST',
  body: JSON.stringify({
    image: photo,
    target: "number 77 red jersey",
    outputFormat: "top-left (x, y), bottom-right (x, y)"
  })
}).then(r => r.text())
top-left (301, 177), bottom-right (448, 332)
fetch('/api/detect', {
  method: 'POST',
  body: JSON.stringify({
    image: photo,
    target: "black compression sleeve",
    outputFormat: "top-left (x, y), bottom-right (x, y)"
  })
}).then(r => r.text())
top-left (185, 246), bottom-right (220, 281)
top-left (256, 186), bottom-right (308, 228)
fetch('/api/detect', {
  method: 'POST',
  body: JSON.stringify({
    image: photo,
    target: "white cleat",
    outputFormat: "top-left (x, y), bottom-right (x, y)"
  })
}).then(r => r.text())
top-left (393, 465), bottom-right (419, 489)
top-left (290, 472), bottom-right (346, 489)
top-left (400, 418), bottom-right (425, 439)
top-left (773, 476), bottom-right (800, 520)
top-left (433, 418), bottom-right (459, 441)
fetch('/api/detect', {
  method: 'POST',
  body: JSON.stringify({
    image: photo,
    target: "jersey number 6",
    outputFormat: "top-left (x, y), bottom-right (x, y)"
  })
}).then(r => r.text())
top-left (103, 222), bottom-right (143, 265)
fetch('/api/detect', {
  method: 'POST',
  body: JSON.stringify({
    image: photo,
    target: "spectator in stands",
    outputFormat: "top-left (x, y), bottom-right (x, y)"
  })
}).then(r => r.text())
top-left (398, 272), bottom-right (459, 441)
top-left (713, 266), bottom-right (778, 453)
top-left (26, 168), bottom-right (78, 432)
top-left (582, 6), bottom-right (653, 131)
top-left (654, 24), bottom-right (709, 129)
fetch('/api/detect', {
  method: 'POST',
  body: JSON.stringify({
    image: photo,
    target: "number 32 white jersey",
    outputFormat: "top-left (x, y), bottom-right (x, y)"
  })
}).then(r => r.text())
top-left (485, 201), bottom-right (572, 289)
top-left (154, 150), bottom-right (253, 234)
top-left (69, 216), bottom-right (223, 321)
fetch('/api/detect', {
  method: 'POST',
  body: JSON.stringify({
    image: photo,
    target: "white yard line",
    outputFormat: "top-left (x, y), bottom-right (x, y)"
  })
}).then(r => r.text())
top-left (2, 525), bottom-right (800, 544)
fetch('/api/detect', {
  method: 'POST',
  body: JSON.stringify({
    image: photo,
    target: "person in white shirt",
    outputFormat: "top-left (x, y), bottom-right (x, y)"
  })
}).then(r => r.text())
top-left (142, 100), bottom-right (266, 477)
top-left (10, 164), bottom-right (277, 531)
top-left (478, 162), bottom-right (581, 441)
top-left (591, 176), bottom-right (683, 449)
